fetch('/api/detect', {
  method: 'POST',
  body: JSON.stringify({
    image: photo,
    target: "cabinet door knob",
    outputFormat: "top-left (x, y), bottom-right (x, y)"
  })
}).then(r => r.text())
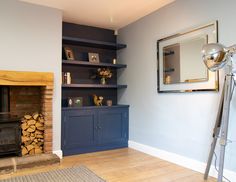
top-left (98, 126), bottom-right (102, 130)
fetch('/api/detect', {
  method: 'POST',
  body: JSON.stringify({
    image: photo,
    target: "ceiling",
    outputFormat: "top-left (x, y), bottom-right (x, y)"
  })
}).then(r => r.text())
top-left (21, 0), bottom-right (175, 30)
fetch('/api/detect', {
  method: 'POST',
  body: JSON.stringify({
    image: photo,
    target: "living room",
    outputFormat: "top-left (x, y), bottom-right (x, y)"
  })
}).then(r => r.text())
top-left (0, 0), bottom-right (235, 182)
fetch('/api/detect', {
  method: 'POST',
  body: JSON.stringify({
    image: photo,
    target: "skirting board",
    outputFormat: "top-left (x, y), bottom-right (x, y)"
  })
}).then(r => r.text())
top-left (53, 150), bottom-right (63, 159)
top-left (128, 140), bottom-right (236, 181)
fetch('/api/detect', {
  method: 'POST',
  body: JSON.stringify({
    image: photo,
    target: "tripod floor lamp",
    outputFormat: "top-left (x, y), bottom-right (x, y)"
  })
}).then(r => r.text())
top-left (202, 43), bottom-right (236, 182)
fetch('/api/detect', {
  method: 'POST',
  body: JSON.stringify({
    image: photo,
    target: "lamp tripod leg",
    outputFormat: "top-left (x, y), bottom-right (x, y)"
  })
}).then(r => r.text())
top-left (204, 128), bottom-right (220, 180)
top-left (204, 82), bottom-right (224, 180)
top-left (218, 75), bottom-right (233, 182)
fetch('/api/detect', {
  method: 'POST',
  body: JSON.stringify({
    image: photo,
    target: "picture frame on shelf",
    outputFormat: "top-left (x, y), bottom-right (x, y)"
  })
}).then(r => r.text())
top-left (88, 53), bottom-right (100, 63)
top-left (68, 97), bottom-right (83, 107)
top-left (64, 47), bottom-right (75, 60)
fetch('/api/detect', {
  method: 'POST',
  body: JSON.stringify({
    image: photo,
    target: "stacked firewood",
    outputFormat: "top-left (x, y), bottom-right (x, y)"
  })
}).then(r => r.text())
top-left (21, 113), bottom-right (44, 155)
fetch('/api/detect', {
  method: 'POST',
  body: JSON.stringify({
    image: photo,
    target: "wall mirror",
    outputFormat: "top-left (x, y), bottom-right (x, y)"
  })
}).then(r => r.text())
top-left (157, 21), bottom-right (219, 93)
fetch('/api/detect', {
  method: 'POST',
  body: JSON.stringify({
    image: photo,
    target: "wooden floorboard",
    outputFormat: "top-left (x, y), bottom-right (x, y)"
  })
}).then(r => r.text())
top-left (0, 148), bottom-right (216, 182)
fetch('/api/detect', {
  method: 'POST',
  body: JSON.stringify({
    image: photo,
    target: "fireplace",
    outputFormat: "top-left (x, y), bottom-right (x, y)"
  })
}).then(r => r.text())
top-left (0, 70), bottom-right (54, 156)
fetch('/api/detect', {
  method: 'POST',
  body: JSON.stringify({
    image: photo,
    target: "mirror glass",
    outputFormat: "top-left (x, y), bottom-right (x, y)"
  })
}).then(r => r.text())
top-left (157, 21), bottom-right (219, 92)
top-left (163, 35), bottom-right (208, 84)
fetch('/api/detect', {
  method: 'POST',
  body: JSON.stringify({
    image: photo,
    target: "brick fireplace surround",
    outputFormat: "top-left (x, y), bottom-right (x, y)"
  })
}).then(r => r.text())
top-left (0, 70), bottom-right (54, 153)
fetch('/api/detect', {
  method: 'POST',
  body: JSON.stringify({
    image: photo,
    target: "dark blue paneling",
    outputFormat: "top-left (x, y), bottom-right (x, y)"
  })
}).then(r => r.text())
top-left (98, 108), bottom-right (128, 145)
top-left (61, 106), bottom-right (129, 156)
top-left (62, 109), bottom-right (98, 152)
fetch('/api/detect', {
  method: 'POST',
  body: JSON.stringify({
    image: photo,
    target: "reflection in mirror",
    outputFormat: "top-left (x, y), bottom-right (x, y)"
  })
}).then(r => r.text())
top-left (163, 35), bottom-right (208, 84)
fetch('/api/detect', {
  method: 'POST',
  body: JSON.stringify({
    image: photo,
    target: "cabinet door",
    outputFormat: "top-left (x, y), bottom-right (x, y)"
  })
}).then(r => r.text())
top-left (62, 109), bottom-right (98, 155)
top-left (98, 108), bottom-right (128, 146)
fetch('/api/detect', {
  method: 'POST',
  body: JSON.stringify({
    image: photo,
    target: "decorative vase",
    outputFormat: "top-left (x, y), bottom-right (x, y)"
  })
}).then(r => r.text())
top-left (100, 77), bottom-right (106, 85)
top-left (106, 100), bottom-right (112, 106)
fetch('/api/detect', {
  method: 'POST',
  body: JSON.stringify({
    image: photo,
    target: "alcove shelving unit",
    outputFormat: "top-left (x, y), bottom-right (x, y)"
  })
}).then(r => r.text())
top-left (61, 22), bottom-right (129, 156)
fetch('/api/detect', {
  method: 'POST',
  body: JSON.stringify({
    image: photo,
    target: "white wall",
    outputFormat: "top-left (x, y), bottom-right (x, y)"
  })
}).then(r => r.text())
top-left (118, 0), bottom-right (236, 172)
top-left (0, 0), bottom-right (62, 152)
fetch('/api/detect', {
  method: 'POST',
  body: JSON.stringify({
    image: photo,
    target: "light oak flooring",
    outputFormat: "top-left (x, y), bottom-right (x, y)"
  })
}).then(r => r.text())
top-left (0, 148), bottom-right (216, 182)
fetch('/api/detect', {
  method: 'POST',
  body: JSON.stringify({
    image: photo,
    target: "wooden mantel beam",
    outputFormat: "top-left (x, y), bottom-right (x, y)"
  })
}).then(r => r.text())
top-left (0, 70), bottom-right (54, 86)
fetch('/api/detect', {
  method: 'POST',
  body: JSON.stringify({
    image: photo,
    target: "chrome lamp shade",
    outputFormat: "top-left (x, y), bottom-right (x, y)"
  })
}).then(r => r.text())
top-left (202, 43), bottom-right (228, 71)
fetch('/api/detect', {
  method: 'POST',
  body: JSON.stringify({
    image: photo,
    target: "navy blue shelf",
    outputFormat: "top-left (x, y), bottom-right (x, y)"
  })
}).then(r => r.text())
top-left (164, 50), bottom-right (175, 56)
top-left (62, 105), bottom-right (129, 110)
top-left (62, 36), bottom-right (126, 50)
top-left (62, 84), bottom-right (127, 89)
top-left (164, 68), bottom-right (175, 73)
top-left (62, 60), bottom-right (127, 68)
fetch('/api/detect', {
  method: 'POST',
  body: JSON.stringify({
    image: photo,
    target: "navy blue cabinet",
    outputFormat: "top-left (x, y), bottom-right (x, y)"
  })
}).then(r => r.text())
top-left (62, 105), bottom-right (129, 156)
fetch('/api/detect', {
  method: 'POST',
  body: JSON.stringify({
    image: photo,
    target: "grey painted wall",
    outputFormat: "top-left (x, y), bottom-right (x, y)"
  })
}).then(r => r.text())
top-left (0, 0), bottom-right (62, 152)
top-left (118, 0), bottom-right (236, 171)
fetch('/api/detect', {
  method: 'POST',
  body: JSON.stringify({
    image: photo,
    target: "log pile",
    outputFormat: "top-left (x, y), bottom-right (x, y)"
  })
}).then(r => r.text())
top-left (21, 113), bottom-right (44, 155)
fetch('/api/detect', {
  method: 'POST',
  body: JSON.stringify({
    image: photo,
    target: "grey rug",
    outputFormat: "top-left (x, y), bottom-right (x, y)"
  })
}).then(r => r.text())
top-left (0, 166), bottom-right (106, 182)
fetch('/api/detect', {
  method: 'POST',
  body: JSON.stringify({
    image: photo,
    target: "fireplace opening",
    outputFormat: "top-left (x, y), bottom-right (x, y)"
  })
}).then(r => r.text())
top-left (9, 86), bottom-right (43, 156)
top-left (0, 85), bottom-right (53, 157)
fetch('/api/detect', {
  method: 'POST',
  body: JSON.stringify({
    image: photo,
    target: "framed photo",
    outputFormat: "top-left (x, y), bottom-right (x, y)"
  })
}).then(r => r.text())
top-left (64, 47), bottom-right (75, 60)
top-left (68, 97), bottom-right (83, 107)
top-left (88, 53), bottom-right (100, 63)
